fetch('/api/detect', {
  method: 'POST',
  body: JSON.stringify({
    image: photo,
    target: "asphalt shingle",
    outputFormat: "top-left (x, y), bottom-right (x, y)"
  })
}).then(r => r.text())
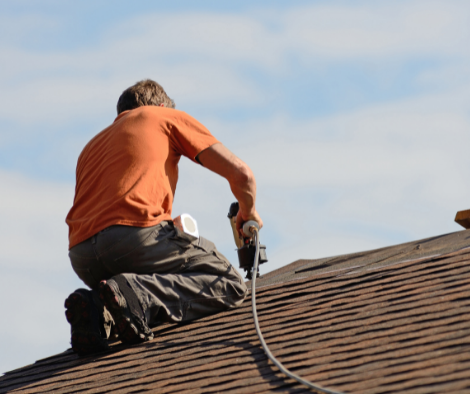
top-left (1, 229), bottom-right (470, 393)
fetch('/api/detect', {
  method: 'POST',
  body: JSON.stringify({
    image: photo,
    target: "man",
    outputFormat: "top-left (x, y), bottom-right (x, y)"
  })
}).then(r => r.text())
top-left (64, 79), bottom-right (263, 355)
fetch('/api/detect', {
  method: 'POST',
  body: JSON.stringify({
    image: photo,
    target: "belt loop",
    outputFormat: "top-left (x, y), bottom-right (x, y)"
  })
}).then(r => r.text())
top-left (91, 235), bottom-right (96, 245)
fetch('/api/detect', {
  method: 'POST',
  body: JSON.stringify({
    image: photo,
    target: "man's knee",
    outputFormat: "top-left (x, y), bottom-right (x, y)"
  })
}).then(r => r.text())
top-left (225, 277), bottom-right (248, 308)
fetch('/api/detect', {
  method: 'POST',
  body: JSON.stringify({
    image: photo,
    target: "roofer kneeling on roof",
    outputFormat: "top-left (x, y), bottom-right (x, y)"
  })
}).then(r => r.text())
top-left (64, 80), bottom-right (263, 355)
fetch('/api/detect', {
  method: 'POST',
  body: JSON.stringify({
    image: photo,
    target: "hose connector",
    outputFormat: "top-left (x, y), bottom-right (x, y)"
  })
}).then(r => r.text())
top-left (242, 220), bottom-right (259, 237)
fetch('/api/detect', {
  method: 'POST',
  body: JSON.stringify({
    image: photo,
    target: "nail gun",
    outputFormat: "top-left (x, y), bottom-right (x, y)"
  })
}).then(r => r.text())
top-left (227, 202), bottom-right (268, 280)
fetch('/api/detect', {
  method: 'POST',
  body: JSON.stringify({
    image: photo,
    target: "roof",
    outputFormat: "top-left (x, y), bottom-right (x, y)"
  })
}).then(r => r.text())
top-left (2, 229), bottom-right (470, 393)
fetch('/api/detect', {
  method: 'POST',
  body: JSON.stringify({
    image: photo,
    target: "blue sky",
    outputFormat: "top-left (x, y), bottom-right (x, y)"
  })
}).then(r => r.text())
top-left (1, 0), bottom-right (470, 375)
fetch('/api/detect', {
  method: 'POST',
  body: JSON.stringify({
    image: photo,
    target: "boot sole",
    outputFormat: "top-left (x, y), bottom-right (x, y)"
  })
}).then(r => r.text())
top-left (65, 290), bottom-right (109, 355)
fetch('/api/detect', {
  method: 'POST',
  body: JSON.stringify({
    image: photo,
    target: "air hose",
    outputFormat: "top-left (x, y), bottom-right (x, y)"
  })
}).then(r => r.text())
top-left (250, 227), bottom-right (344, 394)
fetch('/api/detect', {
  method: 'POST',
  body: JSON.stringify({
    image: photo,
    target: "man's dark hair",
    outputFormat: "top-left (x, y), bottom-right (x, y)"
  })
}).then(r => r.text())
top-left (117, 79), bottom-right (175, 114)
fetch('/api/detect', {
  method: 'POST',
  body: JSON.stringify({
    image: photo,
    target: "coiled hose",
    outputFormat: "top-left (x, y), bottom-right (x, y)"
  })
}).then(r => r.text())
top-left (250, 227), bottom-right (344, 394)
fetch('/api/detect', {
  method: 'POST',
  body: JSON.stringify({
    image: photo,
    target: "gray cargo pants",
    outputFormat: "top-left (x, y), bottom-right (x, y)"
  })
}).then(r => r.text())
top-left (69, 221), bottom-right (247, 328)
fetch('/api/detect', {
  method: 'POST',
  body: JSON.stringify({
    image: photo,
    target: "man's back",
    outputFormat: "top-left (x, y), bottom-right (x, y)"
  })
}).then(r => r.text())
top-left (66, 106), bottom-right (218, 249)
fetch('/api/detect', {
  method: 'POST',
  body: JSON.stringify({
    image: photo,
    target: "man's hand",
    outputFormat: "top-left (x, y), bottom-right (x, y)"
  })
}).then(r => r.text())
top-left (236, 209), bottom-right (263, 238)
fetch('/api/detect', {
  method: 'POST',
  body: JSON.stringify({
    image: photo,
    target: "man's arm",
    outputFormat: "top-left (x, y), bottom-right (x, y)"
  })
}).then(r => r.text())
top-left (197, 143), bottom-right (263, 234)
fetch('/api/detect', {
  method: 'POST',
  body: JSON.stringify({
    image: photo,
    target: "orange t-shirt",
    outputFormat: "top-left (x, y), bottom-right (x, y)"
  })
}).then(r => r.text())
top-left (66, 106), bottom-right (219, 249)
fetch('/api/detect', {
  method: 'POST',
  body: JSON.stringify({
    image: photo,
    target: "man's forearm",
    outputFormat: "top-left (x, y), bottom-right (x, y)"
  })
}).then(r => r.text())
top-left (228, 165), bottom-right (257, 218)
top-left (197, 143), bottom-right (263, 230)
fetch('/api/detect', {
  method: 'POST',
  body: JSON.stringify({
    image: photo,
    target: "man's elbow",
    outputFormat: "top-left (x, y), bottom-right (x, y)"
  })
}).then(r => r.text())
top-left (233, 163), bottom-right (255, 186)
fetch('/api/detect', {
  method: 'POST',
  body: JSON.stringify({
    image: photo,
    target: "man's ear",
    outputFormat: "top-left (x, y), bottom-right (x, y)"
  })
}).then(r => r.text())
top-left (159, 103), bottom-right (165, 107)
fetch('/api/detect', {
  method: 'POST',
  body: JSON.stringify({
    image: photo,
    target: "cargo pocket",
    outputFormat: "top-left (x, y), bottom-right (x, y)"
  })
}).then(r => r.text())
top-left (170, 226), bottom-right (199, 250)
top-left (183, 237), bottom-right (232, 276)
top-left (195, 237), bottom-right (217, 254)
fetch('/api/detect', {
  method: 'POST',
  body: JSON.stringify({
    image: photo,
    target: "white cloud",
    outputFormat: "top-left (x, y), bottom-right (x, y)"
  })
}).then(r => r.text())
top-left (0, 272), bottom-right (73, 374)
top-left (0, 170), bottom-right (87, 372)
top-left (0, 170), bottom-right (74, 271)
top-left (241, 89), bottom-right (470, 189)
top-left (284, 1), bottom-right (470, 59)
top-left (173, 87), bottom-right (470, 274)
top-left (1, 0), bottom-right (470, 127)
top-left (0, 13), bottom-right (61, 46)
top-left (109, 1), bottom-right (470, 66)
top-left (0, 52), bottom-right (261, 126)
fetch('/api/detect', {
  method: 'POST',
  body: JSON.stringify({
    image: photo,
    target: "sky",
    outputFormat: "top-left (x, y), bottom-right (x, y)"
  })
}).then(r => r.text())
top-left (1, 0), bottom-right (470, 375)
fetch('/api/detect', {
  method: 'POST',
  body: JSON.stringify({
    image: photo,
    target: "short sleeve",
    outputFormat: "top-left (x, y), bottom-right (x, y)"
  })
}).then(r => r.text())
top-left (169, 111), bottom-right (220, 162)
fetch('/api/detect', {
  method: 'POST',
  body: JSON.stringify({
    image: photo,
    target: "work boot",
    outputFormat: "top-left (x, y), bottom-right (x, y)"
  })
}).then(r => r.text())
top-left (64, 289), bottom-right (113, 356)
top-left (99, 277), bottom-right (153, 344)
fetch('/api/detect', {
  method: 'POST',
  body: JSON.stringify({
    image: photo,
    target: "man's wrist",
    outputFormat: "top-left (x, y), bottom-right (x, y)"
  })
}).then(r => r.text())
top-left (239, 208), bottom-right (256, 220)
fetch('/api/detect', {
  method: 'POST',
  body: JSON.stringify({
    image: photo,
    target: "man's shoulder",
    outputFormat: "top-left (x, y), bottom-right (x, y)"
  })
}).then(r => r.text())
top-left (132, 105), bottom-right (188, 119)
top-left (131, 107), bottom-right (208, 134)
top-left (113, 106), bottom-right (206, 137)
